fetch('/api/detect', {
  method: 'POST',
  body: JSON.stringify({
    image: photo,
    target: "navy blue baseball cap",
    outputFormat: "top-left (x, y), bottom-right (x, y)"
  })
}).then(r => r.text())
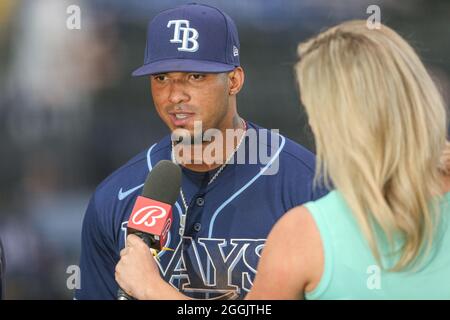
top-left (132, 3), bottom-right (240, 76)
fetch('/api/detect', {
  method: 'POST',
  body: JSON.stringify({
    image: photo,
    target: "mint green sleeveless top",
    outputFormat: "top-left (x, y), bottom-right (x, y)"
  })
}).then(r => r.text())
top-left (304, 190), bottom-right (450, 299)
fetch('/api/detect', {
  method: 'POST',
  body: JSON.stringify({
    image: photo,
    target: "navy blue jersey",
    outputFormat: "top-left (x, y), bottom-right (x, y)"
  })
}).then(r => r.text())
top-left (75, 122), bottom-right (328, 300)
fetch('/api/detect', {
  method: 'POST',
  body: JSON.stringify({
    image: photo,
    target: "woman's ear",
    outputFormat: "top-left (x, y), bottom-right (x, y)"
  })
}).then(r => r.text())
top-left (228, 67), bottom-right (245, 96)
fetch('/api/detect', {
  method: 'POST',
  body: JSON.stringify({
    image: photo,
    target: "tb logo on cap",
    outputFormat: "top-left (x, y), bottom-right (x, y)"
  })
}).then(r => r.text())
top-left (167, 20), bottom-right (199, 52)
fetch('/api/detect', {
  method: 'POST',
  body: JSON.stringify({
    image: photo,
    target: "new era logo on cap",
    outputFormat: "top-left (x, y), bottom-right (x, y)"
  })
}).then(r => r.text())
top-left (132, 3), bottom-right (241, 76)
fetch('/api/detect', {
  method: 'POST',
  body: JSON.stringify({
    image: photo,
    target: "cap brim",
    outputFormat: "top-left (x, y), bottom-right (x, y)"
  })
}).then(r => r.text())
top-left (132, 59), bottom-right (236, 77)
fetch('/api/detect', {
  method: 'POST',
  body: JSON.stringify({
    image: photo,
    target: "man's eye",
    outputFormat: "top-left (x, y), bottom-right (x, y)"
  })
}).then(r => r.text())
top-left (189, 74), bottom-right (205, 80)
top-left (153, 75), bottom-right (167, 82)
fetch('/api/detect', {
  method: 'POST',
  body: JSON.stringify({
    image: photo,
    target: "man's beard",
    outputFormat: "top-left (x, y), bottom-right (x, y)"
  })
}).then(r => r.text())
top-left (172, 130), bottom-right (208, 145)
top-left (171, 123), bottom-right (211, 165)
top-left (171, 120), bottom-right (212, 146)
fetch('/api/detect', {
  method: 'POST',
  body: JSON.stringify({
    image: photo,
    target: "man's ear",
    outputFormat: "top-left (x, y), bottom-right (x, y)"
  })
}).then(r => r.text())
top-left (228, 67), bottom-right (245, 96)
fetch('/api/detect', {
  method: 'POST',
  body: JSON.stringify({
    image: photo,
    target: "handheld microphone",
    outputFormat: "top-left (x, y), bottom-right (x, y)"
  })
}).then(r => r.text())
top-left (117, 160), bottom-right (181, 300)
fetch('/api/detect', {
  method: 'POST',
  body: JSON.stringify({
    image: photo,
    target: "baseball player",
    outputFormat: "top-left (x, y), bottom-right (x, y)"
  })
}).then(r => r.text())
top-left (76, 3), bottom-right (327, 300)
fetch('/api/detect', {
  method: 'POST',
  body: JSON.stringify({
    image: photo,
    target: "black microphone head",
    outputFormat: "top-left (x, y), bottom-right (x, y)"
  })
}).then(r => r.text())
top-left (141, 160), bottom-right (181, 205)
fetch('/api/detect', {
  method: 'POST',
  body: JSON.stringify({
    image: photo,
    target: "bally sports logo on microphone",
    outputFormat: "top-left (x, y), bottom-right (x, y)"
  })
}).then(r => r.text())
top-left (127, 196), bottom-right (173, 248)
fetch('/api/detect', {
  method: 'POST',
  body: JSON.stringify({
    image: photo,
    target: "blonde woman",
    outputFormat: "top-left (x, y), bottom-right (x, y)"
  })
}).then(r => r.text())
top-left (115, 20), bottom-right (450, 299)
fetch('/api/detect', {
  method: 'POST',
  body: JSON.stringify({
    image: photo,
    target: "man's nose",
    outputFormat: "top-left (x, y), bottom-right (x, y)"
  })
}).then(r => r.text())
top-left (168, 81), bottom-right (190, 104)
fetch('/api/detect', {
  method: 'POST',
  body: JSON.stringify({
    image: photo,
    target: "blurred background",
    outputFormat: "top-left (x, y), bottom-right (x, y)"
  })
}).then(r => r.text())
top-left (0, 0), bottom-right (448, 299)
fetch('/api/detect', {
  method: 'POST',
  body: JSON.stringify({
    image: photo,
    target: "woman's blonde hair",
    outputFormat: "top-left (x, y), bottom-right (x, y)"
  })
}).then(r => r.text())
top-left (296, 20), bottom-right (447, 271)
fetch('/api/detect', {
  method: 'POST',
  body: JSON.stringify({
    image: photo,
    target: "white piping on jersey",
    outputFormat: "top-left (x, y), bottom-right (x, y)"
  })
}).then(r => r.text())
top-left (146, 143), bottom-right (157, 170)
top-left (206, 134), bottom-right (286, 294)
top-left (207, 135), bottom-right (286, 237)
